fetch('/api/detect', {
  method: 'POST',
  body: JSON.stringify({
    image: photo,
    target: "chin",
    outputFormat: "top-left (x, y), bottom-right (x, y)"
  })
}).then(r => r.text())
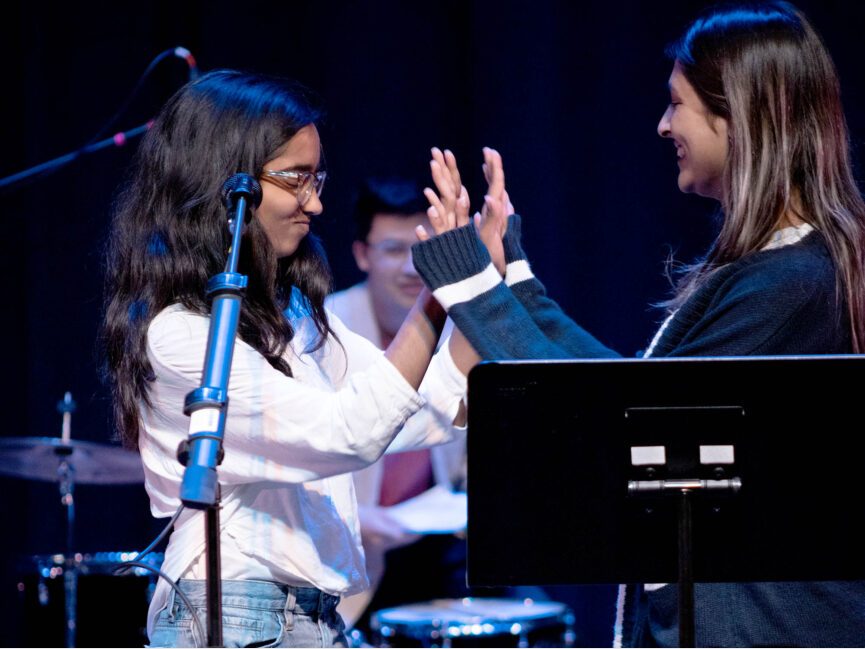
top-left (274, 240), bottom-right (303, 259)
top-left (395, 296), bottom-right (417, 310)
top-left (678, 172), bottom-right (722, 200)
top-left (691, 182), bottom-right (722, 201)
top-left (678, 178), bottom-right (708, 198)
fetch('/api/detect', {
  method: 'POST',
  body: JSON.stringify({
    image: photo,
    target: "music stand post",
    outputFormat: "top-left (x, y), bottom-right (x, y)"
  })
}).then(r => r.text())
top-left (465, 356), bottom-right (865, 648)
top-left (625, 403), bottom-right (746, 647)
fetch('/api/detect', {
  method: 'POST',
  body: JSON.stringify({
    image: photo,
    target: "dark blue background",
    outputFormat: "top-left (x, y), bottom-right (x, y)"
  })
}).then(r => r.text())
top-left (1, 1), bottom-right (862, 645)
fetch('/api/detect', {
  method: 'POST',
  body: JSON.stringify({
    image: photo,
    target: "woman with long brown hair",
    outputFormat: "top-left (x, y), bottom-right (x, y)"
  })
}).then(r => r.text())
top-left (102, 70), bottom-right (473, 647)
top-left (412, 2), bottom-right (865, 645)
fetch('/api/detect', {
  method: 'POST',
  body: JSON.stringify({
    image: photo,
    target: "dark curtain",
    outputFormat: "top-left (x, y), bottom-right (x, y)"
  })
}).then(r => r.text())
top-left (1, 1), bottom-right (862, 645)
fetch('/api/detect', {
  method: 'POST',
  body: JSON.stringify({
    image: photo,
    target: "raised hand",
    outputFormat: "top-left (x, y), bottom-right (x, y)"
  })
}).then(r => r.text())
top-left (417, 147), bottom-right (470, 241)
top-left (474, 147), bottom-right (512, 275)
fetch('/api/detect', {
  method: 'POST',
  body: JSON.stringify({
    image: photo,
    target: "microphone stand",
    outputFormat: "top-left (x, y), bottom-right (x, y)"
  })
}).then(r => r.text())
top-left (177, 175), bottom-right (260, 647)
top-left (0, 123), bottom-right (151, 192)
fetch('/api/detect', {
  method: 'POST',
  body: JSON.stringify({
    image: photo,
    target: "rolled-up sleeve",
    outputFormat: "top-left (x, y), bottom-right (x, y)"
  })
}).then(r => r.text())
top-left (142, 308), bottom-right (425, 486)
top-left (386, 337), bottom-right (467, 453)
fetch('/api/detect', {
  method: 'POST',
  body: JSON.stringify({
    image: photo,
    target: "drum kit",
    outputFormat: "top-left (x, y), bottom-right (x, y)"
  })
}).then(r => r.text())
top-left (0, 392), bottom-right (156, 648)
top-left (2, 395), bottom-right (577, 648)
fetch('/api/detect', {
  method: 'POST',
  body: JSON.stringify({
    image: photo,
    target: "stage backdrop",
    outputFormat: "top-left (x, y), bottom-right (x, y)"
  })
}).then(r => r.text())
top-left (1, 1), bottom-right (863, 645)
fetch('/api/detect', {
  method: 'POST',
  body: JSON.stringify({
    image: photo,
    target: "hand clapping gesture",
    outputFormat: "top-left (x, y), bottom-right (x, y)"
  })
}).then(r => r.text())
top-left (417, 147), bottom-right (471, 241)
top-left (419, 146), bottom-right (515, 276)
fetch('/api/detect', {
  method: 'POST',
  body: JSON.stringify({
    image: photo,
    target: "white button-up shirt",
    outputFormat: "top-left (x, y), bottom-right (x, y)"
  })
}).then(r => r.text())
top-left (141, 302), bottom-right (466, 634)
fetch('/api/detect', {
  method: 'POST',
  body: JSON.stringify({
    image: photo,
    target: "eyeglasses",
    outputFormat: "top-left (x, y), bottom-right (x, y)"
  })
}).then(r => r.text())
top-left (366, 239), bottom-right (414, 260)
top-left (261, 169), bottom-right (327, 206)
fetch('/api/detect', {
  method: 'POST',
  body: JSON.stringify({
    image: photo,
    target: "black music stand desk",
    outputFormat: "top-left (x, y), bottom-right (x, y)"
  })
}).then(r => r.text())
top-left (465, 356), bottom-right (865, 645)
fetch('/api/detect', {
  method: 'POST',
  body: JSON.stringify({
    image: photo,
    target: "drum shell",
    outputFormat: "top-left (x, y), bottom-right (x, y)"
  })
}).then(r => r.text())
top-left (370, 598), bottom-right (575, 648)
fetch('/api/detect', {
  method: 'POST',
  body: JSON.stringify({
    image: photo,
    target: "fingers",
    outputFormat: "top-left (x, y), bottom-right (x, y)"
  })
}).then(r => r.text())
top-left (475, 198), bottom-right (507, 275)
top-left (443, 148), bottom-right (462, 194)
top-left (456, 185), bottom-right (470, 227)
top-left (423, 188), bottom-right (451, 235)
top-left (425, 146), bottom-right (508, 237)
top-left (502, 189), bottom-right (515, 217)
top-left (483, 194), bottom-right (508, 237)
top-left (482, 147), bottom-right (505, 202)
top-left (430, 157), bottom-right (457, 208)
top-left (431, 147), bottom-right (465, 201)
top-left (427, 147), bottom-right (471, 234)
top-left (415, 224), bottom-right (430, 242)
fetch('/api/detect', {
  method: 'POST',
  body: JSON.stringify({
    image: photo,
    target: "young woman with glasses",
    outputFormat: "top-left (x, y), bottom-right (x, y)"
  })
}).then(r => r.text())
top-left (412, 2), bottom-right (865, 646)
top-left (102, 69), bottom-right (476, 647)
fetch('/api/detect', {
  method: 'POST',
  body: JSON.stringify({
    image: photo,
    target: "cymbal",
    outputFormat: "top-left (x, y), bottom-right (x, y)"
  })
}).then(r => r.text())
top-left (0, 437), bottom-right (144, 485)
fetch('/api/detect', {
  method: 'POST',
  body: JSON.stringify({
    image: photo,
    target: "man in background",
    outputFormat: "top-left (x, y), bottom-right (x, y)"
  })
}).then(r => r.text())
top-left (329, 176), bottom-right (616, 646)
top-left (326, 177), bottom-right (467, 633)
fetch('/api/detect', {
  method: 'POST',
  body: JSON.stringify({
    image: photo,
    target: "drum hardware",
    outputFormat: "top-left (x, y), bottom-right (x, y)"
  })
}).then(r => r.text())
top-left (17, 550), bottom-right (164, 647)
top-left (0, 391), bottom-right (145, 647)
top-left (22, 551), bottom-right (166, 606)
top-left (345, 627), bottom-right (368, 648)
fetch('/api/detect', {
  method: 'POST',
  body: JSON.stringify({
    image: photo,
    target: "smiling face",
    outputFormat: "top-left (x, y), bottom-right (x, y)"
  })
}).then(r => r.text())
top-left (657, 61), bottom-right (730, 200)
top-left (352, 212), bottom-right (430, 339)
top-left (256, 124), bottom-right (323, 258)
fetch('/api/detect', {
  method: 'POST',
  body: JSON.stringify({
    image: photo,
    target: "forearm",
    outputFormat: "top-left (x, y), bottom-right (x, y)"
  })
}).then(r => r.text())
top-left (446, 284), bottom-right (574, 359)
top-left (384, 288), bottom-right (447, 389)
top-left (387, 338), bottom-right (469, 451)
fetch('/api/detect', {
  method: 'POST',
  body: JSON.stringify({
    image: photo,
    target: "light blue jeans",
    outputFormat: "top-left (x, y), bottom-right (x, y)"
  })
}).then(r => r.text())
top-left (147, 579), bottom-right (347, 648)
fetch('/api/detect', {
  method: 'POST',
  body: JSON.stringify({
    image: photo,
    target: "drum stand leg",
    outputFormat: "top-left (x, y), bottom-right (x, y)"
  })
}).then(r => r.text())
top-left (58, 458), bottom-right (78, 648)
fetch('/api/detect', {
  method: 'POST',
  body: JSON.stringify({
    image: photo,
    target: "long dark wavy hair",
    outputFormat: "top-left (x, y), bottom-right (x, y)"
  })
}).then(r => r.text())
top-left (102, 70), bottom-right (337, 448)
top-left (666, 2), bottom-right (865, 351)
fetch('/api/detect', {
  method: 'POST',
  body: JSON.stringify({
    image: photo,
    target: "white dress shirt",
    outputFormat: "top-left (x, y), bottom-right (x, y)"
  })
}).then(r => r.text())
top-left (141, 301), bottom-right (467, 635)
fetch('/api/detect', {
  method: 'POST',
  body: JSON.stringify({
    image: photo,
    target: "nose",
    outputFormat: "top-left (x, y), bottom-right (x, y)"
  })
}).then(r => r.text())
top-left (301, 187), bottom-right (323, 216)
top-left (657, 105), bottom-right (672, 138)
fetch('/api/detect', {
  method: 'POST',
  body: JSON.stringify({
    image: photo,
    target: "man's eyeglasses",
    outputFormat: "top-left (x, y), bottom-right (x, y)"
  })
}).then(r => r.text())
top-left (261, 170), bottom-right (327, 206)
top-left (366, 239), bottom-right (414, 260)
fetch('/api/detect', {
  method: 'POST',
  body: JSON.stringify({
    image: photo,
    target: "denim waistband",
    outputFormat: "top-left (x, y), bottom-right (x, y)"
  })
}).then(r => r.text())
top-left (174, 579), bottom-right (339, 616)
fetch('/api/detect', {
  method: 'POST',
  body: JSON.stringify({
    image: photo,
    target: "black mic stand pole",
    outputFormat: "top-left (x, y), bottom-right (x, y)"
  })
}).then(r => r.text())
top-left (176, 174), bottom-right (262, 647)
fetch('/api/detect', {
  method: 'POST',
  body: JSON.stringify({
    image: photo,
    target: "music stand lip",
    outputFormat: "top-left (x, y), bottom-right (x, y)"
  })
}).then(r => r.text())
top-left (471, 352), bottom-right (865, 367)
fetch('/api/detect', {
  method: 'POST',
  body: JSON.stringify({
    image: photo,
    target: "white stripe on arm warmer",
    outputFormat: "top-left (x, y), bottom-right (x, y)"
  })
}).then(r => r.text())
top-left (411, 224), bottom-right (573, 360)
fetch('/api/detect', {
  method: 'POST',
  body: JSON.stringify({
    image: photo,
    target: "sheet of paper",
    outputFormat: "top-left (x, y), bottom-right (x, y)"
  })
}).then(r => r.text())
top-left (386, 485), bottom-right (468, 534)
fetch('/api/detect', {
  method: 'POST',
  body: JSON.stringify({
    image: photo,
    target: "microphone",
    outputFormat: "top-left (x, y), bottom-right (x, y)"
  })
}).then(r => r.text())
top-left (221, 173), bottom-right (263, 213)
top-left (220, 174), bottom-right (261, 268)
top-left (221, 173), bottom-right (262, 234)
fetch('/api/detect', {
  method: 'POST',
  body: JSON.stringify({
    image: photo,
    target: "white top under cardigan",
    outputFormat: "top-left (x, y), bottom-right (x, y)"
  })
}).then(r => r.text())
top-left (140, 301), bottom-right (467, 635)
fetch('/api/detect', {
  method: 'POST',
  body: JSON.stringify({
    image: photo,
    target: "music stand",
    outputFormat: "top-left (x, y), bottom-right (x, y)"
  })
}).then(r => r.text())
top-left (465, 355), bottom-right (865, 647)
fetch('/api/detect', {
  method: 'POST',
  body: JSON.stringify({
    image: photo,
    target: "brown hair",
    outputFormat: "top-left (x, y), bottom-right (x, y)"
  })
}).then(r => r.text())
top-left (667, 2), bottom-right (865, 351)
top-left (102, 71), bottom-right (336, 447)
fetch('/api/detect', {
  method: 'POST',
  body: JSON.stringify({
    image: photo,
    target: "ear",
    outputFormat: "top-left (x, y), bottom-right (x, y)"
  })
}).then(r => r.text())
top-left (352, 240), bottom-right (371, 272)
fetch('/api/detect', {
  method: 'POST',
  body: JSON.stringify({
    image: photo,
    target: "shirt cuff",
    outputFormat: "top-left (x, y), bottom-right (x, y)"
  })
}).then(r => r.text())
top-left (374, 353), bottom-right (427, 419)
